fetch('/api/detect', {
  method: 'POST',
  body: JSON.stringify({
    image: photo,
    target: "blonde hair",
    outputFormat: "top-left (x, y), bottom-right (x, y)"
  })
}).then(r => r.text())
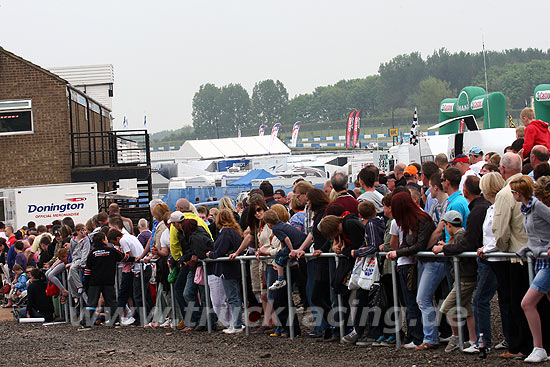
top-left (152, 202), bottom-right (170, 222)
top-left (516, 125), bottom-right (526, 139)
top-left (218, 197), bottom-right (235, 211)
top-left (509, 175), bottom-right (534, 199)
top-left (479, 172), bottom-right (506, 199)
top-left (216, 209), bottom-right (242, 237)
top-left (290, 195), bottom-right (305, 211)
top-left (520, 107), bottom-right (535, 121)
top-left (293, 181), bottom-right (314, 195)
top-left (329, 188), bottom-right (338, 202)
top-left (535, 176), bottom-right (550, 206)
top-left (271, 204), bottom-right (290, 223)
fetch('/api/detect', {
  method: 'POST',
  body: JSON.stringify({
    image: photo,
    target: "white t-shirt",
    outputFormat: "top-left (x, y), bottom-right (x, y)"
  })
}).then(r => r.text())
top-left (470, 160), bottom-right (485, 175)
top-left (0, 232), bottom-right (8, 241)
top-left (119, 229), bottom-right (145, 273)
top-left (160, 228), bottom-right (170, 248)
top-left (390, 219), bottom-right (412, 266)
top-left (482, 204), bottom-right (505, 262)
top-left (459, 168), bottom-right (479, 192)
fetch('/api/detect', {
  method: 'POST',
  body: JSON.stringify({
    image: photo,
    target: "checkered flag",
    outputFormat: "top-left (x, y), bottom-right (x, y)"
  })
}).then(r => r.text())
top-left (410, 108), bottom-right (419, 146)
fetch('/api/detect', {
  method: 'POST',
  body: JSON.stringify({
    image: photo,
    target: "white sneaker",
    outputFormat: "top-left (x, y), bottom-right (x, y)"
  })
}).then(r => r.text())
top-left (403, 341), bottom-right (417, 349)
top-left (463, 344), bottom-right (479, 354)
top-left (223, 326), bottom-right (244, 334)
top-left (494, 339), bottom-right (508, 350)
top-left (268, 279), bottom-right (287, 291)
top-left (160, 318), bottom-right (172, 328)
top-left (524, 347), bottom-right (548, 363)
top-left (121, 316), bottom-right (136, 326)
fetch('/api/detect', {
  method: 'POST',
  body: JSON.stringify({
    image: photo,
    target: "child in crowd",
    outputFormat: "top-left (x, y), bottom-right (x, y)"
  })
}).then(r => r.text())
top-left (81, 230), bottom-right (134, 329)
top-left (263, 209), bottom-right (307, 291)
top-left (432, 210), bottom-right (477, 352)
top-left (3, 264), bottom-right (28, 308)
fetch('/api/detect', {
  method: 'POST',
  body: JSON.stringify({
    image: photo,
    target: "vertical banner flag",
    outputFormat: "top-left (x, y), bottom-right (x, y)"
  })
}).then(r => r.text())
top-left (346, 110), bottom-right (356, 148)
top-left (123, 116), bottom-right (128, 129)
top-left (144, 115), bottom-right (147, 128)
top-left (259, 124), bottom-right (266, 136)
top-left (238, 127), bottom-right (241, 138)
top-left (409, 108), bottom-right (419, 146)
top-left (291, 121), bottom-right (301, 148)
top-left (269, 123), bottom-right (281, 153)
top-left (352, 110), bottom-right (361, 148)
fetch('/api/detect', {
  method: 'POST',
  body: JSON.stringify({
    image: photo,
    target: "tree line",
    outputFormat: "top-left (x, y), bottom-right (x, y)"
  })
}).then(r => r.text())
top-left (154, 48), bottom-right (550, 143)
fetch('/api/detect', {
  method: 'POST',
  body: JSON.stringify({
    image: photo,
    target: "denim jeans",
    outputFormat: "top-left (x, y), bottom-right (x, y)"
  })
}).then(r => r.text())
top-left (183, 267), bottom-right (202, 327)
top-left (222, 278), bottom-right (243, 329)
top-left (307, 259), bottom-right (325, 335)
top-left (416, 260), bottom-right (447, 345)
top-left (473, 258), bottom-right (497, 347)
top-left (174, 265), bottom-right (189, 321)
top-left (397, 264), bottom-right (423, 345)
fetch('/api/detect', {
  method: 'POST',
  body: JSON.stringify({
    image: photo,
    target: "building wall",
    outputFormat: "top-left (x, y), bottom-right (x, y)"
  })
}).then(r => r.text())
top-left (0, 51), bottom-right (72, 187)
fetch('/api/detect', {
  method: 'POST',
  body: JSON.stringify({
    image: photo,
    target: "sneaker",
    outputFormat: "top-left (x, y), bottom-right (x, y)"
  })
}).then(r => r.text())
top-left (445, 335), bottom-right (459, 353)
top-left (439, 335), bottom-right (452, 343)
top-left (268, 279), bottom-right (287, 291)
top-left (403, 341), bottom-right (417, 349)
top-left (120, 316), bottom-right (136, 326)
top-left (463, 344), bottom-right (479, 354)
top-left (78, 325), bottom-right (92, 331)
top-left (381, 335), bottom-right (396, 347)
top-left (176, 319), bottom-right (186, 330)
top-left (524, 347), bottom-right (548, 363)
top-left (342, 330), bottom-right (359, 344)
top-left (224, 326), bottom-right (244, 334)
top-left (160, 319), bottom-right (172, 328)
top-left (372, 335), bottom-right (386, 346)
top-left (356, 336), bottom-right (376, 346)
top-left (494, 339), bottom-right (509, 350)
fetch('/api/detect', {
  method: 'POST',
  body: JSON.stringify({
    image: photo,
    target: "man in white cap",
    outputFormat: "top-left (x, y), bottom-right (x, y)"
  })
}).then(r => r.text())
top-left (468, 146), bottom-right (485, 175)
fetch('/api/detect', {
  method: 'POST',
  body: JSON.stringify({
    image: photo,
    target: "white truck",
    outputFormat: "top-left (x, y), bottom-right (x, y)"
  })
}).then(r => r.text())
top-left (0, 182), bottom-right (98, 228)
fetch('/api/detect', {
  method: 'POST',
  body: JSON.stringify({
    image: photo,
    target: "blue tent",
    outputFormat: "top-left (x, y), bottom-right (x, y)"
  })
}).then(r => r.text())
top-left (227, 169), bottom-right (276, 186)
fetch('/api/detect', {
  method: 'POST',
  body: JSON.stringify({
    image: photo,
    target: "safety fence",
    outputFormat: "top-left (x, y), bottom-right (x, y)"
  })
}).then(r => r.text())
top-left (37, 250), bottom-right (543, 352)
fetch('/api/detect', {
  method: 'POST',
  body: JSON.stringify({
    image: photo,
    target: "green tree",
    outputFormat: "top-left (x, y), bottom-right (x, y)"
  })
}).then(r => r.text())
top-left (192, 83), bottom-right (221, 138)
top-left (412, 77), bottom-right (456, 116)
top-left (218, 83), bottom-right (251, 135)
top-left (251, 80), bottom-right (289, 128)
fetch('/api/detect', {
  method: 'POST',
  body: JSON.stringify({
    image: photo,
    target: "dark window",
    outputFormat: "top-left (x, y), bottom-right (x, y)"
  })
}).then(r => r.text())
top-left (0, 110), bottom-right (33, 134)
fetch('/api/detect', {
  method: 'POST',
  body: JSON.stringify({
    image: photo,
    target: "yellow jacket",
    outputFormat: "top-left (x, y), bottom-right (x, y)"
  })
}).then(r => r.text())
top-left (170, 212), bottom-right (213, 261)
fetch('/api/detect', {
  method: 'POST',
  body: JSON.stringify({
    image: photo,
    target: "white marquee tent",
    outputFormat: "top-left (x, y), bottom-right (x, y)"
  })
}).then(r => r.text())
top-left (177, 136), bottom-right (291, 160)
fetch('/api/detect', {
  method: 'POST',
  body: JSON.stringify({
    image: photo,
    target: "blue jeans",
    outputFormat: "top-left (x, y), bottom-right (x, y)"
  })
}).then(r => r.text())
top-left (397, 264), bottom-right (423, 345)
top-left (307, 259), bottom-right (325, 335)
top-left (265, 265), bottom-right (277, 301)
top-left (174, 266), bottom-right (189, 321)
top-left (222, 278), bottom-right (243, 329)
top-left (473, 259), bottom-right (497, 347)
top-left (184, 267), bottom-right (202, 327)
top-left (417, 260), bottom-right (447, 345)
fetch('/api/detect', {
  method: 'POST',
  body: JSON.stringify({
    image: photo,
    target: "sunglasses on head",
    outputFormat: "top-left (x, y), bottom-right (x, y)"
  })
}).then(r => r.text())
top-left (255, 207), bottom-right (264, 213)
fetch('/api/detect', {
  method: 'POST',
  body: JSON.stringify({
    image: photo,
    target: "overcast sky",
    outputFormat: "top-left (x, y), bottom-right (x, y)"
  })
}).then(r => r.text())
top-left (1, 0), bottom-right (549, 133)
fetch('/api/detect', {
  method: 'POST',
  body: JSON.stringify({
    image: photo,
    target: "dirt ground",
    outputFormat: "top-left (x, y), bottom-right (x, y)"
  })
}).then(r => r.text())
top-left (0, 303), bottom-right (526, 367)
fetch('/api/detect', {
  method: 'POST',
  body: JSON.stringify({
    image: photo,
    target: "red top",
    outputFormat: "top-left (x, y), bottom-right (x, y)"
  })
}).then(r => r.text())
top-left (523, 119), bottom-right (550, 158)
top-left (332, 193), bottom-right (359, 215)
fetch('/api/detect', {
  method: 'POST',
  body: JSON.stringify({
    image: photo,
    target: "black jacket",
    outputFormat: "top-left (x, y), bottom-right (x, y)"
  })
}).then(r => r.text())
top-left (26, 278), bottom-right (54, 321)
top-left (396, 216), bottom-right (436, 258)
top-left (84, 244), bottom-right (133, 286)
top-left (443, 196), bottom-right (490, 282)
top-left (209, 228), bottom-right (242, 279)
top-left (332, 213), bottom-right (365, 294)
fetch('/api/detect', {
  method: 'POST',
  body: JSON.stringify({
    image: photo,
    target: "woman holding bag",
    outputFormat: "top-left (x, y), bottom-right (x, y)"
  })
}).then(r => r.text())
top-left (386, 192), bottom-right (437, 351)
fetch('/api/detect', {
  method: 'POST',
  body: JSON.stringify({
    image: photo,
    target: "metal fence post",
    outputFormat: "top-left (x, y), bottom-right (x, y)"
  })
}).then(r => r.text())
top-left (61, 270), bottom-right (69, 324)
top-left (452, 256), bottom-right (463, 351)
top-left (239, 258), bottom-right (250, 336)
top-left (202, 261), bottom-right (213, 333)
top-left (168, 280), bottom-right (177, 330)
top-left (114, 268), bottom-right (119, 300)
top-left (286, 261), bottom-right (295, 340)
top-left (390, 259), bottom-right (401, 349)
top-left (527, 255), bottom-right (534, 285)
top-left (334, 256), bottom-right (344, 343)
top-left (139, 263), bottom-right (147, 326)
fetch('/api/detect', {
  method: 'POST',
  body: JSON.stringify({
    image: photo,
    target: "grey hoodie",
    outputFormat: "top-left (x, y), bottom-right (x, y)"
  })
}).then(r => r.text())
top-left (517, 197), bottom-right (550, 258)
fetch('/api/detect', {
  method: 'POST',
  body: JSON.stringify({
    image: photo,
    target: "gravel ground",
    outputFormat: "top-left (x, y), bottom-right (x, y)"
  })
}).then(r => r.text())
top-left (0, 299), bottom-right (525, 367)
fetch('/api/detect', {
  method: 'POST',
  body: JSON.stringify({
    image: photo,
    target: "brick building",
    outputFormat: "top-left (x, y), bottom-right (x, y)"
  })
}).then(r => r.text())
top-left (0, 46), bottom-right (151, 219)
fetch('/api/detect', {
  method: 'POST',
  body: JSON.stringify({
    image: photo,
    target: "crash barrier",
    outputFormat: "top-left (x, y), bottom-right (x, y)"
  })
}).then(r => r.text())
top-left (54, 250), bottom-right (542, 351)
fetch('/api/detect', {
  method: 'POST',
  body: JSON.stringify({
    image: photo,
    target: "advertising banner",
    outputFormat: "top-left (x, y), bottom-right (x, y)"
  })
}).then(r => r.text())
top-left (352, 110), bottom-right (361, 148)
top-left (346, 110), bottom-right (356, 148)
top-left (291, 121), bottom-right (301, 148)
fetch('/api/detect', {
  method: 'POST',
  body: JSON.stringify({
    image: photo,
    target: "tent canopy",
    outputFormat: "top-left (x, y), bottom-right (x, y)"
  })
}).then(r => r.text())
top-left (227, 169), bottom-right (276, 186)
top-left (177, 136), bottom-right (291, 160)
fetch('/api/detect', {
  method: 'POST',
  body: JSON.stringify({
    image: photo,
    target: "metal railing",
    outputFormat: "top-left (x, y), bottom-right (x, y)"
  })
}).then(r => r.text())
top-left (40, 249), bottom-right (542, 352)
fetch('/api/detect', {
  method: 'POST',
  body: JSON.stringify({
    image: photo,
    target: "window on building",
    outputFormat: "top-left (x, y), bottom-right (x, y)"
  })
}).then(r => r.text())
top-left (0, 99), bottom-right (33, 135)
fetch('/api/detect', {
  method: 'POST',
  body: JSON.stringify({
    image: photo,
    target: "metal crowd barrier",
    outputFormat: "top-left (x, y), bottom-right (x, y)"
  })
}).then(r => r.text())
top-left (53, 249), bottom-right (544, 351)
